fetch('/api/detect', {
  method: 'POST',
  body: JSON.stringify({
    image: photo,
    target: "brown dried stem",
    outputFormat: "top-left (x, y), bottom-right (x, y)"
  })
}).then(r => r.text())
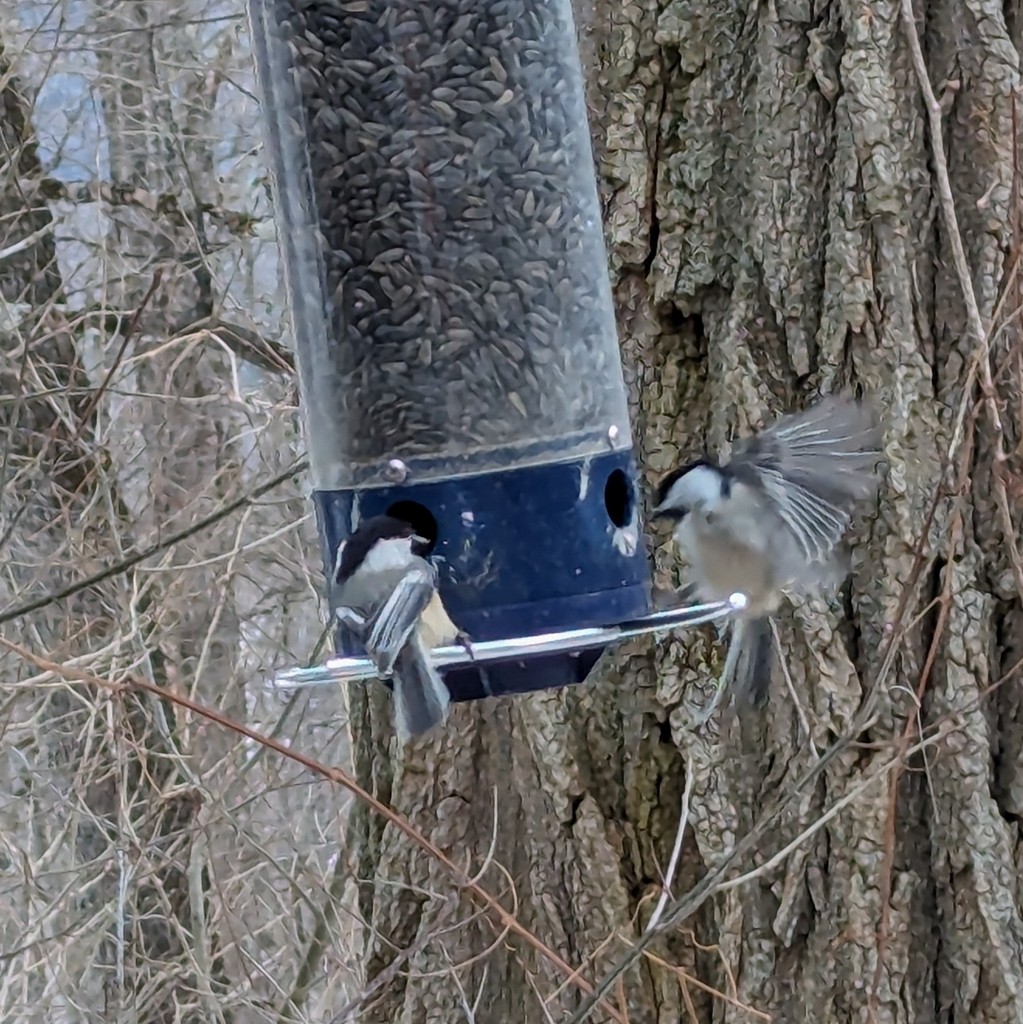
top-left (0, 457), bottom-right (309, 627)
top-left (0, 636), bottom-right (628, 1024)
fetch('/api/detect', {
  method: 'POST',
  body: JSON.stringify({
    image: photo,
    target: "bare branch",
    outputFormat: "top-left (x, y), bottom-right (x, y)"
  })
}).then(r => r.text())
top-left (0, 638), bottom-right (629, 1024)
top-left (0, 458), bottom-right (309, 627)
top-left (72, 269), bottom-right (163, 439)
top-left (645, 753), bottom-right (694, 935)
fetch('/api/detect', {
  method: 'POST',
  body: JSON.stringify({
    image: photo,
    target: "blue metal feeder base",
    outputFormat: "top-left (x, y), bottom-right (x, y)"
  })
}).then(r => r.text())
top-left (315, 449), bottom-right (651, 699)
top-left (439, 647), bottom-right (606, 700)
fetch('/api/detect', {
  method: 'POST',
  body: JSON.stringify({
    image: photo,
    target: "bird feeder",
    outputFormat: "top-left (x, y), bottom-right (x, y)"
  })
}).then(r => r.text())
top-left (249, 0), bottom-right (738, 698)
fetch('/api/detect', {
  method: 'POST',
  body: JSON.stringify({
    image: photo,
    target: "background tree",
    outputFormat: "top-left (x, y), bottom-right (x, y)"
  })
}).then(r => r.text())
top-left (0, 2), bottom-right (346, 1020)
top-left (0, 0), bottom-right (1021, 1022)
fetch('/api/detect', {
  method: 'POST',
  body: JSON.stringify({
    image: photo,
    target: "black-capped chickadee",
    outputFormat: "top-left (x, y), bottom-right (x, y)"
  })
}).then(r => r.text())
top-left (333, 514), bottom-right (466, 741)
top-left (652, 395), bottom-right (884, 721)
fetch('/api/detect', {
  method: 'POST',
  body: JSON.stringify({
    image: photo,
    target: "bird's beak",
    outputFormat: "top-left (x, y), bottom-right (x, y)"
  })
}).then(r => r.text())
top-left (650, 503), bottom-right (684, 523)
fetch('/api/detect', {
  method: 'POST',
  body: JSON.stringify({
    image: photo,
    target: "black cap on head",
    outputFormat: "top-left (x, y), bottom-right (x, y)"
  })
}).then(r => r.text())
top-left (335, 514), bottom-right (417, 583)
top-left (652, 457), bottom-right (719, 518)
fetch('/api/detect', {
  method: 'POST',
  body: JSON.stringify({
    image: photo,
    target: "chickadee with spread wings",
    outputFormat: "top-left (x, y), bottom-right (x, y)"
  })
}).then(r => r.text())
top-left (651, 394), bottom-right (884, 722)
top-left (333, 515), bottom-right (467, 741)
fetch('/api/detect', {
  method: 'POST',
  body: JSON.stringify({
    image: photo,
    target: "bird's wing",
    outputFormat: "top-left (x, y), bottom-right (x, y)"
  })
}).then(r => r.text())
top-left (755, 396), bottom-right (882, 499)
top-left (763, 394), bottom-right (874, 442)
top-left (365, 565), bottom-right (437, 678)
top-left (755, 465), bottom-right (853, 564)
top-left (730, 397), bottom-right (882, 564)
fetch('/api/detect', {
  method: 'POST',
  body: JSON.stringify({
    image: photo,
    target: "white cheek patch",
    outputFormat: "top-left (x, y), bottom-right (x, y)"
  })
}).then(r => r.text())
top-left (363, 537), bottom-right (416, 573)
top-left (660, 464), bottom-right (724, 512)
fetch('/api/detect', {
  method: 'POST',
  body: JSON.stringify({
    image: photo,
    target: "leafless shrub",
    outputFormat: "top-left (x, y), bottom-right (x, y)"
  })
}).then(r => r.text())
top-left (0, 3), bottom-right (366, 1018)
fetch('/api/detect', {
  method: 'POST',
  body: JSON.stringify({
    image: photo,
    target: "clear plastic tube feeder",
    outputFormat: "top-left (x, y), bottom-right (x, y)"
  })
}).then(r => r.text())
top-left (249, 0), bottom-right (738, 698)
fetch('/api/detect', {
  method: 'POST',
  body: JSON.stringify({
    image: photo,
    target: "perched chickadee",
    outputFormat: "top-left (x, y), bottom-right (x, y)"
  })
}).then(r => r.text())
top-left (333, 515), bottom-right (465, 741)
top-left (652, 395), bottom-right (884, 719)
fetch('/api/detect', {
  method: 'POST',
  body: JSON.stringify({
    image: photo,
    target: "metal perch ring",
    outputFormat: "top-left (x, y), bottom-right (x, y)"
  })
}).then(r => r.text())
top-left (271, 592), bottom-right (748, 690)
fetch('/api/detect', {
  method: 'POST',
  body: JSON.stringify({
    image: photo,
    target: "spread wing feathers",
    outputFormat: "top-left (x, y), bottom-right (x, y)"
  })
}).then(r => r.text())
top-left (731, 396), bottom-right (883, 564)
top-left (364, 565), bottom-right (437, 678)
top-left (752, 467), bottom-right (854, 564)
top-left (756, 396), bottom-right (883, 497)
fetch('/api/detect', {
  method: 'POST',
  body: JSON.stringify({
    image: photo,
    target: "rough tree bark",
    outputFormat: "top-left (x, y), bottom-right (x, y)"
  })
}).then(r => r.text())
top-left (347, 0), bottom-right (1023, 1022)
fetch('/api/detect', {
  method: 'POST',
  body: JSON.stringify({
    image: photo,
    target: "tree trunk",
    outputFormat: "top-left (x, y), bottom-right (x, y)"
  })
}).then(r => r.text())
top-left (348, 1), bottom-right (1023, 1022)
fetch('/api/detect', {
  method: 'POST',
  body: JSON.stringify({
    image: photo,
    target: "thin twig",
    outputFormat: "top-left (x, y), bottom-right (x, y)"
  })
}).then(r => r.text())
top-left (447, 955), bottom-right (485, 1023)
top-left (615, 976), bottom-right (632, 1024)
top-left (0, 638), bottom-right (627, 1024)
top-left (562, 677), bottom-right (962, 1024)
top-left (72, 270), bottom-right (163, 440)
top-left (868, 557), bottom-right (954, 1022)
top-left (524, 968), bottom-right (559, 1024)
top-left (899, 0), bottom-right (1023, 598)
top-left (326, 899), bottom-right (461, 1024)
top-left (0, 457), bottom-right (309, 627)
top-left (720, 724), bottom-right (952, 893)
top-left (281, 842), bottom-right (353, 1020)
top-left (0, 221), bottom-right (53, 262)
top-left (770, 619), bottom-right (818, 759)
top-left (867, 7), bottom-right (1023, 1019)
top-left (632, 945), bottom-right (772, 1021)
top-left (645, 753), bottom-right (694, 934)
top-left (563, 739), bottom-right (854, 1022)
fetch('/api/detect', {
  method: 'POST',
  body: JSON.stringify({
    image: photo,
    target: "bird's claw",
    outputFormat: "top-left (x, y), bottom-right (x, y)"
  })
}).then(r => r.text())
top-left (455, 631), bottom-right (476, 662)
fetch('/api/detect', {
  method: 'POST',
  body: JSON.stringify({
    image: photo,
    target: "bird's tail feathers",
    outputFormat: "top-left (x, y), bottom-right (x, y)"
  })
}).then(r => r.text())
top-left (729, 616), bottom-right (774, 709)
top-left (392, 635), bottom-right (451, 742)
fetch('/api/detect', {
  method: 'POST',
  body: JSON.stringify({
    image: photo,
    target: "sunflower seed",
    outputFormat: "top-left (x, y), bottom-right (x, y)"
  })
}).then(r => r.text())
top-left (255, 0), bottom-right (631, 485)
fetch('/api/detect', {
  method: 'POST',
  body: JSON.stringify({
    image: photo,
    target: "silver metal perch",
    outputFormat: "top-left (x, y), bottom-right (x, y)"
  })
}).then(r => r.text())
top-left (271, 592), bottom-right (748, 690)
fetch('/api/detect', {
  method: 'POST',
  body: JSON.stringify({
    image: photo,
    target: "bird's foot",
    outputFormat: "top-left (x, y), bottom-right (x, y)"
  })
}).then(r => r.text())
top-left (455, 630), bottom-right (476, 662)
